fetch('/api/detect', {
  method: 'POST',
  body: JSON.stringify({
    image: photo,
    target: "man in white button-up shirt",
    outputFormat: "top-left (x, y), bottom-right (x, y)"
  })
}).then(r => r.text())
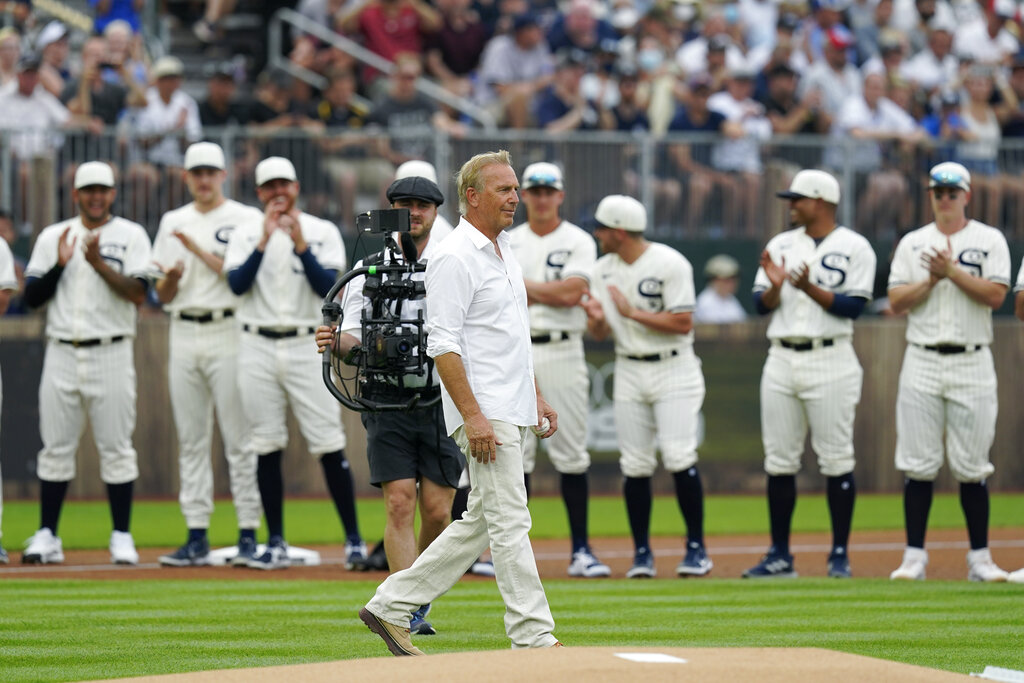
top-left (361, 150), bottom-right (561, 656)
top-left (21, 161), bottom-right (151, 567)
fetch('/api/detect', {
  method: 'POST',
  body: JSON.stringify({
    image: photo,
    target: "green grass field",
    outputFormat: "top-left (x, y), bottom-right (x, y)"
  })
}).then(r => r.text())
top-left (1, 493), bottom-right (1023, 682)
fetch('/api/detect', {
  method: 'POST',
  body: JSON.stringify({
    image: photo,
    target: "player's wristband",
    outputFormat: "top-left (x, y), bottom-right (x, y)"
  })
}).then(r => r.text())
top-left (828, 294), bottom-right (867, 320)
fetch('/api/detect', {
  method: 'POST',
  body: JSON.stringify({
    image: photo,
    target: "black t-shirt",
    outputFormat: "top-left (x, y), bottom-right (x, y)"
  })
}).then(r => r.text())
top-left (198, 97), bottom-right (252, 127)
top-left (60, 79), bottom-right (127, 125)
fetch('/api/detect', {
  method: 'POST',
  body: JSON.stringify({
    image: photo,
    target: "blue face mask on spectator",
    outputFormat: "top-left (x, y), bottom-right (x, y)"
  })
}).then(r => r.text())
top-left (637, 49), bottom-right (663, 72)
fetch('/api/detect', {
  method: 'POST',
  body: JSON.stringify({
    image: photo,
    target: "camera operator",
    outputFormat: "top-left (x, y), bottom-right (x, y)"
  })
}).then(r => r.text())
top-left (316, 175), bottom-right (463, 638)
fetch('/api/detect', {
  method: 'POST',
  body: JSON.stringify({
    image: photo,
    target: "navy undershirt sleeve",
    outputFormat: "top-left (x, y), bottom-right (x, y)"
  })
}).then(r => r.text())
top-left (227, 248), bottom-right (264, 295)
top-left (753, 290), bottom-right (773, 315)
top-left (297, 249), bottom-right (337, 298)
top-left (23, 265), bottom-right (64, 309)
top-left (828, 293), bottom-right (868, 320)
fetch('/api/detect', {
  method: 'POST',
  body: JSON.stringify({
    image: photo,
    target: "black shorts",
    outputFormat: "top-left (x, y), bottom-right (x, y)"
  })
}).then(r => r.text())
top-left (361, 404), bottom-right (465, 488)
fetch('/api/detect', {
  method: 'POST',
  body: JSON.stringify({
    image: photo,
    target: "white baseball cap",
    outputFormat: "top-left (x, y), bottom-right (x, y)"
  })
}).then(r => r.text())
top-left (776, 169), bottom-right (840, 204)
top-left (594, 194), bottom-right (646, 232)
top-left (928, 161), bottom-right (971, 193)
top-left (152, 55), bottom-right (184, 79)
top-left (36, 21), bottom-right (68, 51)
top-left (521, 162), bottom-right (564, 191)
top-left (184, 142), bottom-right (225, 171)
top-left (395, 159), bottom-right (438, 184)
top-left (74, 161), bottom-right (115, 189)
top-left (255, 156), bottom-right (297, 186)
top-left (704, 254), bottom-right (740, 279)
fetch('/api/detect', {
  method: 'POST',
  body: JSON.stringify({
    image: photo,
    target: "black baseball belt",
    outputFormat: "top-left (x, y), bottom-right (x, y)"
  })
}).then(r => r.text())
top-left (56, 335), bottom-right (126, 348)
top-left (176, 309), bottom-right (234, 324)
top-left (915, 343), bottom-right (983, 355)
top-left (243, 324), bottom-right (316, 339)
top-left (777, 338), bottom-right (836, 352)
top-left (623, 349), bottom-right (680, 362)
top-left (531, 331), bottom-right (573, 344)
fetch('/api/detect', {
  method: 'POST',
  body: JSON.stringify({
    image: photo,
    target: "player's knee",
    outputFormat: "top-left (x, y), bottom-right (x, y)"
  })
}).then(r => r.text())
top-left (819, 456), bottom-right (855, 478)
top-left (620, 458), bottom-right (657, 479)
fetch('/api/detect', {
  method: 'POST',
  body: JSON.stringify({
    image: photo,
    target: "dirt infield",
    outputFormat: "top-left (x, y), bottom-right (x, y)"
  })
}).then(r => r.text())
top-left (95, 646), bottom-right (974, 682)
top-left (3, 528), bottom-right (1023, 581)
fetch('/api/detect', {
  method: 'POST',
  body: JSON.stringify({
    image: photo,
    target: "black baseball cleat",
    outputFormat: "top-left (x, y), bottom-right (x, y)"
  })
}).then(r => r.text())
top-left (827, 549), bottom-right (852, 578)
top-left (743, 547), bottom-right (797, 578)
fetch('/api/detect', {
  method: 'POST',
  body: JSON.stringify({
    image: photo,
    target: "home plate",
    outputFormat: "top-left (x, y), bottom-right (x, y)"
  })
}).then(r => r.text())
top-left (206, 545), bottom-right (321, 566)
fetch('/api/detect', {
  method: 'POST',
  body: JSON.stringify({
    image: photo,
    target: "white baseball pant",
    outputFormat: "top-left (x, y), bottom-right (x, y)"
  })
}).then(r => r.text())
top-left (37, 340), bottom-right (138, 484)
top-left (614, 349), bottom-right (706, 478)
top-left (895, 344), bottom-right (997, 482)
top-left (0, 369), bottom-right (4, 540)
top-left (238, 332), bottom-right (346, 456)
top-left (367, 420), bottom-right (557, 649)
top-left (760, 341), bottom-right (862, 477)
top-left (169, 318), bottom-right (261, 529)
top-left (523, 336), bottom-right (590, 475)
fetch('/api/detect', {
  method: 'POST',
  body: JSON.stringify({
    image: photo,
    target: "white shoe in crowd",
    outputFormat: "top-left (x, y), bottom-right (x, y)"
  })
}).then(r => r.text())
top-left (966, 548), bottom-right (1008, 583)
top-left (890, 547), bottom-right (927, 580)
top-left (23, 528), bottom-right (64, 565)
top-left (110, 531), bottom-right (139, 565)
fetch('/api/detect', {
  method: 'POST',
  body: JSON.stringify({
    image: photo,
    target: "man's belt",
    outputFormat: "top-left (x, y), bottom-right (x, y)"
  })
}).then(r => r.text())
top-left (777, 338), bottom-right (835, 352)
top-left (916, 343), bottom-right (983, 355)
top-left (176, 309), bottom-right (234, 324)
top-left (57, 335), bottom-right (126, 348)
top-left (624, 349), bottom-right (680, 362)
top-left (531, 331), bottom-right (573, 344)
top-left (243, 324), bottom-right (316, 339)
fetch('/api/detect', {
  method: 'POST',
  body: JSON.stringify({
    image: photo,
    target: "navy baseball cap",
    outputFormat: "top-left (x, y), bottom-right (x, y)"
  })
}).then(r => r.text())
top-left (386, 176), bottom-right (444, 206)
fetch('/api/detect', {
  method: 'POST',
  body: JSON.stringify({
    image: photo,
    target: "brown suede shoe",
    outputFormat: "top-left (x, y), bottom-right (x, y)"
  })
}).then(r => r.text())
top-left (359, 607), bottom-right (425, 656)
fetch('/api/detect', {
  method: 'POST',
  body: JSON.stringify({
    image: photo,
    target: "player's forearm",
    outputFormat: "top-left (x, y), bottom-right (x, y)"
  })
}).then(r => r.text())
top-left (192, 248), bottom-right (224, 275)
top-left (1015, 291), bottom-right (1024, 321)
top-left (0, 289), bottom-right (11, 315)
top-left (946, 269), bottom-right (1007, 310)
top-left (626, 309), bottom-right (692, 335)
top-left (154, 276), bottom-right (179, 303)
top-left (434, 352), bottom-right (486, 423)
top-left (888, 280), bottom-right (934, 315)
top-left (524, 278), bottom-right (587, 308)
top-left (95, 265), bottom-right (148, 305)
top-left (800, 282), bottom-right (835, 312)
top-left (585, 314), bottom-right (611, 341)
top-left (758, 285), bottom-right (782, 312)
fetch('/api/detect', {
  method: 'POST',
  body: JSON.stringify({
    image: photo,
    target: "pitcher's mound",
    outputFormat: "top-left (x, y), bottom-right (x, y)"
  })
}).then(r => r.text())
top-left (99, 646), bottom-right (972, 682)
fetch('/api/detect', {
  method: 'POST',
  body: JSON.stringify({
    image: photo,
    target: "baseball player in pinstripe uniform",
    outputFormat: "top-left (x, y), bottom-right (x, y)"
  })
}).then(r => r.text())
top-left (152, 142), bottom-right (263, 567)
top-left (21, 161), bottom-right (151, 565)
top-left (744, 169), bottom-right (876, 580)
top-left (224, 156), bottom-right (365, 570)
top-left (582, 195), bottom-right (711, 578)
top-left (0, 237), bottom-right (18, 564)
top-left (1011, 260), bottom-right (1024, 584)
top-left (888, 162), bottom-right (1009, 583)
top-left (508, 162), bottom-right (609, 578)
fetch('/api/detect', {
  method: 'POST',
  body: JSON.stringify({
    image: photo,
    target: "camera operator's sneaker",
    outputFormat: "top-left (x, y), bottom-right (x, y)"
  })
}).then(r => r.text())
top-left (676, 542), bottom-right (713, 577)
top-left (626, 548), bottom-right (656, 578)
top-left (470, 558), bottom-right (495, 577)
top-left (409, 603), bottom-right (436, 635)
top-left (22, 528), bottom-right (64, 565)
top-left (344, 540), bottom-right (368, 570)
top-left (568, 548), bottom-right (611, 578)
top-left (827, 548), bottom-right (852, 578)
top-left (0, 544), bottom-right (8, 564)
top-left (248, 536), bottom-right (290, 570)
top-left (231, 534), bottom-right (258, 567)
top-left (967, 548), bottom-right (1008, 583)
top-left (110, 531), bottom-right (139, 565)
top-left (743, 547), bottom-right (797, 578)
top-left (890, 547), bottom-right (927, 581)
top-left (159, 536), bottom-right (210, 567)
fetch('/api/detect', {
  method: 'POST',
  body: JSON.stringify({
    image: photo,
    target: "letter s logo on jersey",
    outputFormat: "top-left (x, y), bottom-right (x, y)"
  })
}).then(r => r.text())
top-left (817, 253), bottom-right (849, 289)
top-left (637, 277), bottom-right (664, 312)
top-left (214, 226), bottom-right (235, 245)
top-left (957, 248), bottom-right (987, 278)
top-left (545, 249), bottom-right (570, 281)
top-left (100, 243), bottom-right (128, 272)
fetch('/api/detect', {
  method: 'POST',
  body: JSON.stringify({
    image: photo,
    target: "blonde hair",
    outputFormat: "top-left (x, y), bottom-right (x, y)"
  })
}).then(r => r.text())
top-left (456, 150), bottom-right (513, 214)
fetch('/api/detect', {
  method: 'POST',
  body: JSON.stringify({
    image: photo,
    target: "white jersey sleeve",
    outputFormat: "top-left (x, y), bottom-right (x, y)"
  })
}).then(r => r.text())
top-left (25, 224), bottom-right (61, 277)
top-left (0, 239), bottom-right (17, 291)
top-left (661, 249), bottom-right (696, 313)
top-left (338, 258), bottom-right (366, 339)
top-left (1015, 255), bottom-right (1024, 293)
top-left (122, 221), bottom-right (153, 279)
top-left (222, 217), bottom-right (261, 273)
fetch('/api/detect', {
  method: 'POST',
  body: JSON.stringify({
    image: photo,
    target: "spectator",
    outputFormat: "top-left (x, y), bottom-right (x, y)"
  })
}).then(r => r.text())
top-left (36, 21), bottom-right (69, 98)
top-left (598, 64), bottom-right (649, 132)
top-left (892, 0), bottom-right (955, 54)
top-left (533, 48), bottom-right (598, 132)
top-left (193, 0), bottom-right (238, 44)
top-left (473, 12), bottom-right (554, 128)
top-left (197, 62), bottom-right (249, 128)
top-left (91, 0), bottom-right (144, 35)
top-left (0, 53), bottom-right (83, 163)
top-left (0, 0), bottom-right (33, 34)
top-left (546, 0), bottom-right (617, 57)
top-left (125, 56), bottom-right (202, 218)
top-left (852, 0), bottom-right (895, 62)
top-left (999, 55), bottom-right (1024, 138)
top-left (829, 72), bottom-right (925, 237)
top-left (676, 12), bottom-right (747, 85)
top-left (956, 65), bottom-right (1019, 227)
top-left (952, 0), bottom-right (1018, 66)
top-left (900, 17), bottom-right (958, 95)
top-left (102, 19), bottom-right (148, 88)
top-left (694, 254), bottom-right (747, 324)
top-left (291, 0), bottom-right (357, 78)
top-left (761, 63), bottom-right (831, 136)
top-left (62, 36), bottom-right (147, 126)
top-left (425, 0), bottom-right (489, 98)
top-left (748, 12), bottom-right (810, 77)
top-left (336, 0), bottom-right (442, 97)
top-left (738, 0), bottom-right (781, 53)
top-left (795, 0), bottom-right (852, 65)
top-left (861, 30), bottom-right (907, 80)
top-left (708, 68), bottom-right (773, 236)
top-left (0, 27), bottom-right (21, 90)
top-left (799, 25), bottom-right (863, 117)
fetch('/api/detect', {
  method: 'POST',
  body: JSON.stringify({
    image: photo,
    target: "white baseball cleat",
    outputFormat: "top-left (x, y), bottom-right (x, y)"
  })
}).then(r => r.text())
top-left (1008, 567), bottom-right (1024, 584)
top-left (890, 547), bottom-right (927, 581)
top-left (22, 528), bottom-right (64, 565)
top-left (966, 548), bottom-right (1008, 583)
top-left (110, 531), bottom-right (139, 565)
top-left (567, 548), bottom-right (612, 578)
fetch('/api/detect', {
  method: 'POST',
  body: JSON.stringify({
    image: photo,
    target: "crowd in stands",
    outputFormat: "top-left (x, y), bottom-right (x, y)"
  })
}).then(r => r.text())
top-left (4, 0), bottom-right (1024, 240)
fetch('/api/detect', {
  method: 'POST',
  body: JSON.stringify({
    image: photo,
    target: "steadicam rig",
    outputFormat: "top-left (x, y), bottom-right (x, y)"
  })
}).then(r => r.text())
top-left (321, 210), bottom-right (441, 412)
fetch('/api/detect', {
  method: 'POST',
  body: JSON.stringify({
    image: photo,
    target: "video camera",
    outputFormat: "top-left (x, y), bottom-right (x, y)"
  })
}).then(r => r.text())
top-left (322, 208), bottom-right (439, 412)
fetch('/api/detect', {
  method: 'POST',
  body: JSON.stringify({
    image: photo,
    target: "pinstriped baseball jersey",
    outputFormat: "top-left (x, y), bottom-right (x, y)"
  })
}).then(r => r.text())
top-left (753, 226), bottom-right (876, 340)
top-left (0, 239), bottom-right (17, 292)
top-left (507, 220), bottom-right (596, 334)
top-left (588, 243), bottom-right (695, 355)
top-left (223, 212), bottom-right (347, 327)
top-left (888, 220), bottom-right (1010, 345)
top-left (151, 199), bottom-right (263, 313)
top-left (1012, 255), bottom-right (1024, 292)
top-left (26, 216), bottom-right (152, 339)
